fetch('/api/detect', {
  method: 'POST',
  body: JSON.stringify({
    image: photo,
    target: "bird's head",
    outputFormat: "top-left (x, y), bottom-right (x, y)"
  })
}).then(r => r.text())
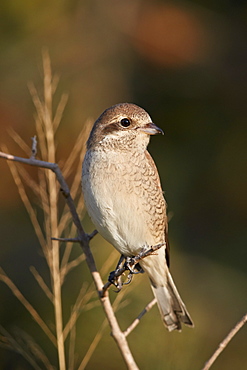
top-left (86, 103), bottom-right (163, 151)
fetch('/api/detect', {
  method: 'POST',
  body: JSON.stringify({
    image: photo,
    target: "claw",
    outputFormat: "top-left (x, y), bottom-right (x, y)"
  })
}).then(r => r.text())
top-left (108, 269), bottom-right (123, 291)
top-left (123, 273), bottom-right (133, 286)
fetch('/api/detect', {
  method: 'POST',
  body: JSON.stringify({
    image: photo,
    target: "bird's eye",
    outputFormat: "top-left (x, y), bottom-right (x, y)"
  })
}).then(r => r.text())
top-left (120, 118), bottom-right (131, 128)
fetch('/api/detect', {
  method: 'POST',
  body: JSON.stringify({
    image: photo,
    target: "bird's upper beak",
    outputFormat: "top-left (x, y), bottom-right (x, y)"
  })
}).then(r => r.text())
top-left (137, 122), bottom-right (164, 136)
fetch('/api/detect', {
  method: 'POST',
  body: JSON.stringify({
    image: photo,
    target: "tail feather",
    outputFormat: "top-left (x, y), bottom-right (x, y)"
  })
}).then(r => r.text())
top-left (151, 272), bottom-right (194, 332)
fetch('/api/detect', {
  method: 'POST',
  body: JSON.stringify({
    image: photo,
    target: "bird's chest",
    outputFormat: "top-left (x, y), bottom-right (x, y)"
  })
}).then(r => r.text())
top-left (82, 149), bottom-right (155, 254)
top-left (82, 150), bottom-right (142, 217)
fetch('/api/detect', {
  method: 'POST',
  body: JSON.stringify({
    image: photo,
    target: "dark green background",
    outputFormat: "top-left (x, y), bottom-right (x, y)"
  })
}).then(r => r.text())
top-left (0, 1), bottom-right (247, 369)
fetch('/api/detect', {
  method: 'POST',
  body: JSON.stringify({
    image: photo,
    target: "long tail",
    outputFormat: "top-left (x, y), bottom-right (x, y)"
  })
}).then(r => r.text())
top-left (151, 271), bottom-right (194, 331)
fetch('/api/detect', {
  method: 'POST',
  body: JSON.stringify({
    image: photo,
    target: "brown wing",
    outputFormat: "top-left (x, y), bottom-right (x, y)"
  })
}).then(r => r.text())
top-left (144, 150), bottom-right (170, 267)
top-left (165, 219), bottom-right (170, 267)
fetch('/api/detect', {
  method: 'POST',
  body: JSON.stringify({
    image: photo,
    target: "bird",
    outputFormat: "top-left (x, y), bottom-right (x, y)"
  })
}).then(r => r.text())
top-left (82, 102), bottom-right (193, 331)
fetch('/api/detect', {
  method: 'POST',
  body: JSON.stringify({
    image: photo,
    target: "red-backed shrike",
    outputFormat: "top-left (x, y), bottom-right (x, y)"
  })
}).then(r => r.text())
top-left (82, 103), bottom-right (193, 331)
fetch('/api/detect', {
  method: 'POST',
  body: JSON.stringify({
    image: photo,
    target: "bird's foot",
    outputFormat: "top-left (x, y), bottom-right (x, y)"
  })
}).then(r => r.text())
top-left (107, 254), bottom-right (125, 291)
top-left (108, 269), bottom-right (124, 292)
top-left (124, 257), bottom-right (144, 274)
top-left (107, 255), bottom-right (144, 291)
top-left (121, 258), bottom-right (144, 287)
top-left (106, 244), bottom-right (165, 293)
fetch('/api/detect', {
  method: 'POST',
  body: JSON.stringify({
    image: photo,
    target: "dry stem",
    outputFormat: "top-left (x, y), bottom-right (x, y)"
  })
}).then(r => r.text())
top-left (41, 50), bottom-right (66, 370)
top-left (202, 313), bottom-right (247, 370)
top-left (124, 298), bottom-right (157, 337)
top-left (0, 268), bottom-right (56, 346)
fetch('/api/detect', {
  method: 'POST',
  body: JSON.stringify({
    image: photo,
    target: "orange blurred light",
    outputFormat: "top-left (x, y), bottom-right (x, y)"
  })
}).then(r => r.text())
top-left (133, 4), bottom-right (210, 68)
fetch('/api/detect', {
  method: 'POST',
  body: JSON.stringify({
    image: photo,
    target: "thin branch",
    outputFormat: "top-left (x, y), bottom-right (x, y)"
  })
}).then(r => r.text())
top-left (42, 49), bottom-right (66, 370)
top-left (202, 313), bottom-right (247, 370)
top-left (51, 237), bottom-right (81, 242)
top-left (31, 135), bottom-right (37, 159)
top-left (30, 266), bottom-right (54, 303)
top-left (65, 248), bottom-right (119, 342)
top-left (0, 326), bottom-right (43, 370)
top-left (13, 328), bottom-right (55, 370)
top-left (98, 250), bottom-right (119, 278)
top-left (34, 112), bottom-right (48, 161)
top-left (78, 320), bottom-right (107, 370)
top-left (68, 312), bottom-right (76, 370)
top-left (58, 196), bottom-right (87, 276)
top-left (0, 268), bottom-right (56, 346)
top-left (59, 228), bottom-right (78, 275)
top-left (60, 254), bottom-right (86, 284)
top-left (16, 165), bottom-right (48, 210)
top-left (51, 73), bottom-right (60, 95)
top-left (0, 151), bottom-right (57, 171)
top-left (52, 230), bottom-right (97, 244)
top-left (7, 127), bottom-right (32, 156)
top-left (1, 148), bottom-right (48, 257)
top-left (88, 229), bottom-right (98, 240)
top-left (57, 124), bottom-right (89, 238)
top-left (78, 286), bottom-right (129, 370)
top-left (61, 122), bottom-right (91, 180)
top-left (63, 284), bottom-right (95, 341)
top-left (37, 167), bottom-right (52, 268)
top-left (53, 93), bottom-right (69, 133)
top-left (123, 299), bottom-right (157, 337)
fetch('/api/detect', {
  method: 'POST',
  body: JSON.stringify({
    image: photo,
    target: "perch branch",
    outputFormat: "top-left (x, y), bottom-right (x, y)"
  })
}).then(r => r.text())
top-left (202, 312), bottom-right (247, 370)
top-left (124, 299), bottom-right (157, 337)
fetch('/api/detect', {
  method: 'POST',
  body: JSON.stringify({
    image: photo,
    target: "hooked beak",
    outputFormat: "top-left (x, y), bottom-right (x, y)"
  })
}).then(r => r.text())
top-left (137, 122), bottom-right (164, 136)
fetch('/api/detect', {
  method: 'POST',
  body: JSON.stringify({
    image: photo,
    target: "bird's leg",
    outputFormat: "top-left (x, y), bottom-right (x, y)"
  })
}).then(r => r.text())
top-left (108, 244), bottom-right (165, 291)
top-left (124, 243), bottom-right (165, 281)
top-left (108, 254), bottom-right (125, 291)
top-left (124, 257), bottom-right (144, 274)
top-left (108, 254), bottom-right (144, 290)
top-left (122, 257), bottom-right (145, 286)
top-left (108, 244), bottom-right (164, 291)
top-left (115, 254), bottom-right (125, 270)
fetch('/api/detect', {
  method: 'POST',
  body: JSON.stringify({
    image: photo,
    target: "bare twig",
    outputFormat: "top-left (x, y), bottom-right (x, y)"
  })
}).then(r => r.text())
top-left (30, 266), bottom-right (54, 303)
top-left (88, 229), bottom-right (98, 240)
top-left (124, 299), bottom-right (157, 337)
top-left (13, 328), bottom-right (55, 370)
top-left (37, 50), bottom-right (66, 370)
top-left (0, 268), bottom-right (56, 346)
top-left (7, 127), bottom-right (31, 156)
top-left (31, 135), bottom-right (37, 159)
top-left (1, 148), bottom-right (48, 260)
top-left (63, 283), bottom-right (96, 341)
top-left (51, 237), bottom-right (81, 242)
top-left (0, 326), bottom-right (43, 370)
top-left (53, 94), bottom-right (69, 133)
top-left (78, 282), bottom-right (131, 370)
top-left (68, 312), bottom-right (76, 370)
top-left (60, 254), bottom-right (86, 284)
top-left (15, 165), bottom-right (48, 208)
top-left (202, 313), bottom-right (247, 370)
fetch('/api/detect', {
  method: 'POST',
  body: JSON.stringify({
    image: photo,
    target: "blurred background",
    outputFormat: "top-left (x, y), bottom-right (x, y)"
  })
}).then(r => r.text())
top-left (0, 0), bottom-right (247, 369)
